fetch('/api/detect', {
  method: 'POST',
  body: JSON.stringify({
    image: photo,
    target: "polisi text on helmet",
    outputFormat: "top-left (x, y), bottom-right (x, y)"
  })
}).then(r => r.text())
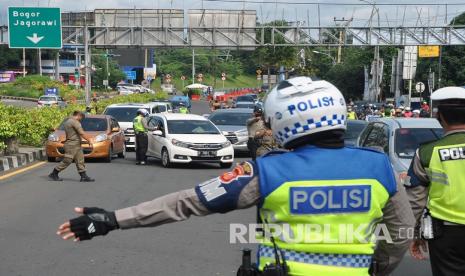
top-left (288, 96), bottom-right (335, 115)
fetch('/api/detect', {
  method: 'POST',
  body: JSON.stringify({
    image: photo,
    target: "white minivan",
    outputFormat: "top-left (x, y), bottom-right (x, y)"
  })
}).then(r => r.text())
top-left (103, 102), bottom-right (172, 150)
top-left (146, 113), bottom-right (234, 168)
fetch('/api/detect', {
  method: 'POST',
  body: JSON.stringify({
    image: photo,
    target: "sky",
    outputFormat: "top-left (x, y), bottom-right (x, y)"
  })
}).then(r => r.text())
top-left (1, 0), bottom-right (465, 27)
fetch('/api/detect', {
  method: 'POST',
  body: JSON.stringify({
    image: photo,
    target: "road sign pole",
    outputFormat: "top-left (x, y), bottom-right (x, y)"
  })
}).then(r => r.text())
top-left (84, 25), bottom-right (90, 106)
top-left (105, 49), bottom-right (109, 91)
top-left (408, 78), bottom-right (412, 107)
top-left (22, 48), bottom-right (26, 77)
top-left (191, 50), bottom-right (194, 84)
top-left (38, 49), bottom-right (42, 76)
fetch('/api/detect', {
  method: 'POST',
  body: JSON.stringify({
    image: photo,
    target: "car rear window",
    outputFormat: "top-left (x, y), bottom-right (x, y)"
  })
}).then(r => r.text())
top-left (39, 96), bottom-right (56, 101)
top-left (104, 107), bottom-right (149, 122)
top-left (59, 118), bottom-right (108, 131)
top-left (167, 120), bottom-right (219, 134)
top-left (236, 95), bottom-right (255, 102)
top-left (395, 128), bottom-right (443, 158)
top-left (209, 112), bottom-right (252, 126)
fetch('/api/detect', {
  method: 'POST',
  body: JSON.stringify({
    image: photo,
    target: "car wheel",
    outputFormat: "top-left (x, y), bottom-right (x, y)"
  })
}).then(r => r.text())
top-left (117, 145), bottom-right (125, 158)
top-left (47, 156), bottom-right (56, 162)
top-left (161, 148), bottom-right (171, 168)
top-left (105, 146), bottom-right (113, 163)
top-left (220, 162), bottom-right (233, 169)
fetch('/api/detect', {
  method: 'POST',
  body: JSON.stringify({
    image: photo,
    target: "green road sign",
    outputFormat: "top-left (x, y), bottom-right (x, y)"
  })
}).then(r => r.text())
top-left (8, 7), bottom-right (62, 49)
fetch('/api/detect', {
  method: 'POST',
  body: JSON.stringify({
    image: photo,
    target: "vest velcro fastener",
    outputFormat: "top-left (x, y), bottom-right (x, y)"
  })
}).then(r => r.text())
top-left (259, 245), bottom-right (372, 268)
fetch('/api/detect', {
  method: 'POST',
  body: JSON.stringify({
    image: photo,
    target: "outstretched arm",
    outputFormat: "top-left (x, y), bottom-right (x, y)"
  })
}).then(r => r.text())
top-left (57, 162), bottom-right (260, 241)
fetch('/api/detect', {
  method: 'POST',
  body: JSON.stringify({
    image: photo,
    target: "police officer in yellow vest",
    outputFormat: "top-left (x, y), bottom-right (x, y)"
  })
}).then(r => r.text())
top-left (347, 106), bottom-right (357, 120)
top-left (178, 102), bottom-right (189, 114)
top-left (407, 87), bottom-right (465, 276)
top-left (57, 77), bottom-right (414, 276)
top-left (133, 108), bottom-right (155, 165)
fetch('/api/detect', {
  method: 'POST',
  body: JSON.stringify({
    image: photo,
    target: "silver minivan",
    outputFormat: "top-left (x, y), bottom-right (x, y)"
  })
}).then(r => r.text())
top-left (357, 118), bottom-right (443, 184)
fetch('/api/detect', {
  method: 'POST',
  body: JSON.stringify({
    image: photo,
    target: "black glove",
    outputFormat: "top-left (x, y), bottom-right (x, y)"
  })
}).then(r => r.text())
top-left (70, 207), bottom-right (119, 241)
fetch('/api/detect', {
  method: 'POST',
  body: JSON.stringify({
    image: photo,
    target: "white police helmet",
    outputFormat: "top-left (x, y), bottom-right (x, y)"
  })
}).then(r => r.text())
top-left (137, 108), bottom-right (149, 116)
top-left (263, 77), bottom-right (347, 148)
top-left (431, 86), bottom-right (465, 101)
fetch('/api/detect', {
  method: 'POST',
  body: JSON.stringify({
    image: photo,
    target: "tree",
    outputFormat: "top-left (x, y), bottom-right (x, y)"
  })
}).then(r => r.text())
top-left (90, 50), bottom-right (125, 89)
top-left (0, 46), bottom-right (21, 70)
top-left (252, 20), bottom-right (298, 84)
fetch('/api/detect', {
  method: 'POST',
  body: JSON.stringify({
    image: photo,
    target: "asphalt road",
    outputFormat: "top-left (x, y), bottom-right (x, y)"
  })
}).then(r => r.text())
top-left (1, 99), bottom-right (37, 108)
top-left (0, 100), bottom-right (432, 276)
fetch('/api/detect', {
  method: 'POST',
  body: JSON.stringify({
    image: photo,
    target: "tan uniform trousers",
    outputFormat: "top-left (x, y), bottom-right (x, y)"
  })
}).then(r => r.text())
top-left (55, 144), bottom-right (86, 173)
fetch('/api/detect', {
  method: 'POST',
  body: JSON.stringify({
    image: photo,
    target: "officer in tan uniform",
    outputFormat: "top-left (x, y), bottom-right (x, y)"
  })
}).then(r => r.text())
top-left (255, 126), bottom-right (279, 157)
top-left (48, 111), bottom-right (95, 182)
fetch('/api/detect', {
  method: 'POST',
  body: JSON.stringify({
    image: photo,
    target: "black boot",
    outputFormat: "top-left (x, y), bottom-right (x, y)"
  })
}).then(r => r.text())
top-left (79, 172), bottom-right (95, 182)
top-left (48, 169), bottom-right (63, 181)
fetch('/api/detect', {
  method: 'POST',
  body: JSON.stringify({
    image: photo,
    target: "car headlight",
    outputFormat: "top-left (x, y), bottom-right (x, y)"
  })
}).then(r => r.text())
top-left (236, 129), bottom-right (249, 137)
top-left (172, 139), bottom-right (191, 148)
top-left (221, 141), bottom-right (232, 148)
top-left (48, 133), bottom-right (59, 142)
top-left (94, 134), bottom-right (108, 142)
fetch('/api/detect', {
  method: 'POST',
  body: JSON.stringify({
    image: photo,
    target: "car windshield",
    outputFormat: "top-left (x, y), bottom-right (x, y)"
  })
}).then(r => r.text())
top-left (167, 120), bottom-right (220, 134)
top-left (59, 118), bottom-right (108, 131)
top-left (104, 107), bottom-right (149, 122)
top-left (209, 112), bottom-right (252, 126)
top-left (344, 121), bottom-right (367, 140)
top-left (236, 95), bottom-right (255, 102)
top-left (395, 128), bottom-right (443, 159)
top-left (39, 96), bottom-right (56, 101)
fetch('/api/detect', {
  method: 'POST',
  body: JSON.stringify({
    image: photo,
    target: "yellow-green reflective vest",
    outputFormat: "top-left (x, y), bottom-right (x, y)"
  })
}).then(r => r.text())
top-left (133, 116), bottom-right (146, 133)
top-left (256, 146), bottom-right (396, 276)
top-left (179, 107), bottom-right (188, 114)
top-left (426, 141), bottom-right (465, 225)
top-left (347, 111), bottom-right (357, 120)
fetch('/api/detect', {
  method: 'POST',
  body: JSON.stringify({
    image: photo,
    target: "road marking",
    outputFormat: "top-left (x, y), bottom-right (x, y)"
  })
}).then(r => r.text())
top-left (0, 161), bottom-right (47, 181)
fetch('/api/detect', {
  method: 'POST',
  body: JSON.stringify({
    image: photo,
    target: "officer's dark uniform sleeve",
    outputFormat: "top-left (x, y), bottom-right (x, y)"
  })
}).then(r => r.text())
top-left (405, 149), bottom-right (430, 232)
top-left (373, 176), bottom-right (416, 276)
top-left (115, 161), bottom-right (260, 229)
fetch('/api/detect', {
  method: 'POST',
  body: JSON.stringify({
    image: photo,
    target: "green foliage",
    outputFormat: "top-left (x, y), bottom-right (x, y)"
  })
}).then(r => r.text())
top-left (0, 93), bottom-right (167, 151)
top-left (0, 46), bottom-right (22, 69)
top-left (253, 20), bottom-right (297, 71)
top-left (90, 50), bottom-right (126, 89)
top-left (0, 75), bottom-right (79, 100)
top-left (156, 48), bottom-right (245, 83)
top-left (94, 93), bottom-right (168, 114)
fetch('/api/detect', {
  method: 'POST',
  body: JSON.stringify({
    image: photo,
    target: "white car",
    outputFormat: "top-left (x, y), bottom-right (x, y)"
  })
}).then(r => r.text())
top-left (103, 102), bottom-right (172, 150)
top-left (37, 95), bottom-right (67, 108)
top-left (146, 113), bottom-right (234, 168)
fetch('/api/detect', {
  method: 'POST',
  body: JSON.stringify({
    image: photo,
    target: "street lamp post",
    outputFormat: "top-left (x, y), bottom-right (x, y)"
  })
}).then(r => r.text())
top-left (312, 50), bottom-right (336, 65)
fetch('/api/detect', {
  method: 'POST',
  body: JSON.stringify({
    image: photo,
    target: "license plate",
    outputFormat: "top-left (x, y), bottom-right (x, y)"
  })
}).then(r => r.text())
top-left (198, 151), bottom-right (217, 157)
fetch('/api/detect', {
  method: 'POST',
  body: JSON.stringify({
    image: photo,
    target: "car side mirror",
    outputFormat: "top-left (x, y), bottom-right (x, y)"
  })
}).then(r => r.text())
top-left (202, 113), bottom-right (210, 119)
top-left (152, 130), bottom-right (163, 136)
top-left (111, 127), bottom-right (120, 132)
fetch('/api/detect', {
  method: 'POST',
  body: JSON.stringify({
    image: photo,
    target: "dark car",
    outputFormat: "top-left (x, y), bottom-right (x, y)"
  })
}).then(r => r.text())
top-left (344, 120), bottom-right (368, 146)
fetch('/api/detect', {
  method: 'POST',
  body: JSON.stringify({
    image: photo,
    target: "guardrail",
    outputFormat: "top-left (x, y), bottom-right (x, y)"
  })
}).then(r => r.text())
top-left (0, 95), bottom-right (38, 102)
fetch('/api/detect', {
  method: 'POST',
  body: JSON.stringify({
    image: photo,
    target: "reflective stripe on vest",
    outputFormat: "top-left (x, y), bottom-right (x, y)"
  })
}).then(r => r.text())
top-left (256, 146), bottom-right (396, 275)
top-left (133, 116), bottom-right (146, 133)
top-left (258, 245), bottom-right (372, 268)
top-left (427, 142), bottom-right (465, 225)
